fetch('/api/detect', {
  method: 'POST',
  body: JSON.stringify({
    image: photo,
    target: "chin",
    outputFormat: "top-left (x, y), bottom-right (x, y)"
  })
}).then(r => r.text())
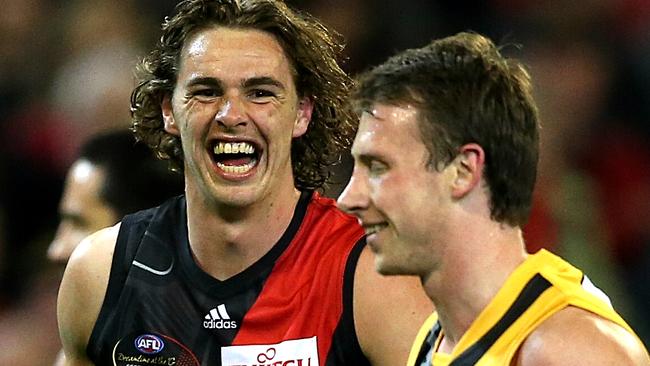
top-left (374, 259), bottom-right (413, 277)
top-left (221, 192), bottom-right (261, 207)
top-left (205, 185), bottom-right (262, 208)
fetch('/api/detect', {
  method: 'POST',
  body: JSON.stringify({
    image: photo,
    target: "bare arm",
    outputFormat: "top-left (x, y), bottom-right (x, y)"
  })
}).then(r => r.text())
top-left (57, 224), bottom-right (119, 365)
top-left (518, 306), bottom-right (650, 366)
top-left (354, 245), bottom-right (434, 366)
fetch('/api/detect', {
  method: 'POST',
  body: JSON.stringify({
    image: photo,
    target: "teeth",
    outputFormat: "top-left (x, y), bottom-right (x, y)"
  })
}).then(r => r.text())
top-left (364, 224), bottom-right (386, 235)
top-left (213, 142), bottom-right (255, 155)
top-left (216, 160), bottom-right (257, 174)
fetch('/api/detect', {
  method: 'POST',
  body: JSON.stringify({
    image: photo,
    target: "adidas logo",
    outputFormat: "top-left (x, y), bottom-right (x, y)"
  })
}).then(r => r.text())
top-left (203, 304), bottom-right (238, 329)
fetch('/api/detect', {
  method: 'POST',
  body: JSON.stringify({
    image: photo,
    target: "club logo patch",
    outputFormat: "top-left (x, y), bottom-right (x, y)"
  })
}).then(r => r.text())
top-left (135, 334), bottom-right (165, 354)
top-left (112, 331), bottom-right (200, 365)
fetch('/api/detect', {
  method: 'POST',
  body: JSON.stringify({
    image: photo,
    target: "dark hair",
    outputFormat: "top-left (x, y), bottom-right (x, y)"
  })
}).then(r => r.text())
top-left (131, 0), bottom-right (356, 190)
top-left (353, 32), bottom-right (540, 227)
top-left (78, 130), bottom-right (184, 217)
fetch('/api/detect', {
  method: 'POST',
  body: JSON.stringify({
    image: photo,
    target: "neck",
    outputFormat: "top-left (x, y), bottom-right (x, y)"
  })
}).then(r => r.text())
top-left (184, 181), bottom-right (303, 280)
top-left (423, 222), bottom-right (528, 350)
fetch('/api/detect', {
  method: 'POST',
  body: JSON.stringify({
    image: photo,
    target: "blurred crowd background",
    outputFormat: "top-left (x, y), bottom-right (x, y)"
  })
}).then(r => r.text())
top-left (0, 0), bottom-right (649, 364)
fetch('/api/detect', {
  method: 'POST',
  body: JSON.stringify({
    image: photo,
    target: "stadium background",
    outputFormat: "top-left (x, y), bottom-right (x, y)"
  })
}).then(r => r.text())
top-left (0, 0), bottom-right (648, 364)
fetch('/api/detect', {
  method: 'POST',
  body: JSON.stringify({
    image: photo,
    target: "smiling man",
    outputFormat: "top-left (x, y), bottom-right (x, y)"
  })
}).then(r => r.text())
top-left (56, 1), bottom-right (431, 365)
top-left (337, 32), bottom-right (649, 365)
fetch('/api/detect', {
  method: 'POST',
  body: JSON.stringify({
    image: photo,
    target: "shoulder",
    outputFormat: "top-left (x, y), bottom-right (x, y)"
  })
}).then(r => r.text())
top-left (57, 224), bottom-right (120, 363)
top-left (517, 306), bottom-right (650, 366)
top-left (303, 193), bottom-right (364, 241)
top-left (63, 223), bottom-right (120, 290)
top-left (311, 193), bottom-right (358, 223)
top-left (353, 245), bottom-right (434, 366)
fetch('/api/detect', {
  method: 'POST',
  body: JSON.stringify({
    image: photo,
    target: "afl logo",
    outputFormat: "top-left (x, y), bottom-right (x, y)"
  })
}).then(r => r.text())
top-left (134, 334), bottom-right (165, 354)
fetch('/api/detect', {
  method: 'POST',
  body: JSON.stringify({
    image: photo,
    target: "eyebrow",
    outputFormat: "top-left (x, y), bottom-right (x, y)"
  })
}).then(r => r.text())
top-left (352, 152), bottom-right (381, 165)
top-left (185, 75), bottom-right (286, 92)
top-left (363, 108), bottom-right (386, 120)
top-left (186, 76), bottom-right (223, 89)
top-left (242, 76), bottom-right (285, 90)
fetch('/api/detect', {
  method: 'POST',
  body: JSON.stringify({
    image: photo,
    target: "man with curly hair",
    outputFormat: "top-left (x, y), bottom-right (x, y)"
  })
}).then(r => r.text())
top-left (57, 1), bottom-right (432, 365)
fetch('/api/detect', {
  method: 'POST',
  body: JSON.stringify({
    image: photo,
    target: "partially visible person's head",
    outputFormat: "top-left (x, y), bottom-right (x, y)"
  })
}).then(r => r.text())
top-left (131, 0), bottom-right (356, 191)
top-left (352, 32), bottom-right (540, 227)
top-left (47, 130), bottom-right (184, 263)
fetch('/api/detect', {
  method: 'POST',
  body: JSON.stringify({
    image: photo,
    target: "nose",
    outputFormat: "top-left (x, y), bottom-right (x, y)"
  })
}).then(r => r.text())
top-left (337, 169), bottom-right (370, 216)
top-left (47, 236), bottom-right (68, 264)
top-left (214, 95), bottom-right (247, 128)
top-left (47, 224), bottom-right (80, 264)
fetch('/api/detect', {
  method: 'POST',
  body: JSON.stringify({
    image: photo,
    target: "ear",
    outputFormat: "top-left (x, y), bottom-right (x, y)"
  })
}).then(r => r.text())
top-left (450, 143), bottom-right (485, 199)
top-left (292, 97), bottom-right (313, 138)
top-left (162, 95), bottom-right (180, 136)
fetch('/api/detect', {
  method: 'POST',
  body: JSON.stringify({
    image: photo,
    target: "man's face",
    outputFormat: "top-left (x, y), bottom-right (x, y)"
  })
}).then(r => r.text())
top-left (47, 160), bottom-right (118, 264)
top-left (163, 27), bottom-right (312, 208)
top-left (338, 104), bottom-right (455, 276)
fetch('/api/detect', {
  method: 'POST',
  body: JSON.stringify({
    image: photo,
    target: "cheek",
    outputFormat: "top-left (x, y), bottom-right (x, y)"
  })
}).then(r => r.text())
top-left (374, 175), bottom-right (432, 220)
top-left (88, 207), bottom-right (119, 232)
top-left (254, 108), bottom-right (275, 127)
top-left (177, 100), bottom-right (215, 127)
top-left (258, 111), bottom-right (297, 146)
top-left (369, 177), bottom-right (402, 211)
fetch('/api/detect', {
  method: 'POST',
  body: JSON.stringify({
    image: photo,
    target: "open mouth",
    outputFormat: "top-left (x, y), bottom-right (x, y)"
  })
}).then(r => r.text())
top-left (211, 141), bottom-right (260, 174)
top-left (363, 223), bottom-right (388, 236)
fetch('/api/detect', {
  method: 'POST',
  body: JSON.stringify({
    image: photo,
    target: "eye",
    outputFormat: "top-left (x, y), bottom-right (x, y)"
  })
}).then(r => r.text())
top-left (368, 160), bottom-right (388, 176)
top-left (248, 89), bottom-right (276, 103)
top-left (190, 88), bottom-right (220, 101)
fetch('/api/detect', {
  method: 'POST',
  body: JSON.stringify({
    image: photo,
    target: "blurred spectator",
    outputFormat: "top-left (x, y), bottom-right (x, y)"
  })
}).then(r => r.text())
top-left (48, 130), bottom-right (184, 263)
top-left (521, 33), bottom-right (639, 330)
top-left (295, 0), bottom-right (448, 73)
top-left (0, 0), bottom-right (160, 307)
top-left (585, 101), bottom-right (650, 346)
top-left (486, 1), bottom-right (650, 346)
top-left (0, 0), bottom-right (56, 118)
top-left (0, 129), bottom-right (184, 366)
top-left (49, 0), bottom-right (147, 158)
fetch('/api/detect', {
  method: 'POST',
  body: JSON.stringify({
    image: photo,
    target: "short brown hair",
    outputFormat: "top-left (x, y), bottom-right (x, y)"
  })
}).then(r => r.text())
top-left (353, 32), bottom-right (540, 227)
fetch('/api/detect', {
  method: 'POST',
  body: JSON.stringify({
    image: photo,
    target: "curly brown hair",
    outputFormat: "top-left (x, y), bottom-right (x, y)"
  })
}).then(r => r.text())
top-left (131, 0), bottom-right (356, 190)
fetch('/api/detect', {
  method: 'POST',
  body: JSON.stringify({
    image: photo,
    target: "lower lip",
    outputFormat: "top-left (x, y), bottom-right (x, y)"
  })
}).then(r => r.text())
top-left (365, 232), bottom-right (380, 249)
top-left (211, 160), bottom-right (259, 181)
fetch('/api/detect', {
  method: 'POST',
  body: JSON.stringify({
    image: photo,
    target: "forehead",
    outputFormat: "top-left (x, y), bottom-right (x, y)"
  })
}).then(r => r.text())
top-left (178, 26), bottom-right (295, 85)
top-left (68, 160), bottom-right (104, 189)
top-left (352, 103), bottom-right (422, 155)
top-left (62, 160), bottom-right (106, 209)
